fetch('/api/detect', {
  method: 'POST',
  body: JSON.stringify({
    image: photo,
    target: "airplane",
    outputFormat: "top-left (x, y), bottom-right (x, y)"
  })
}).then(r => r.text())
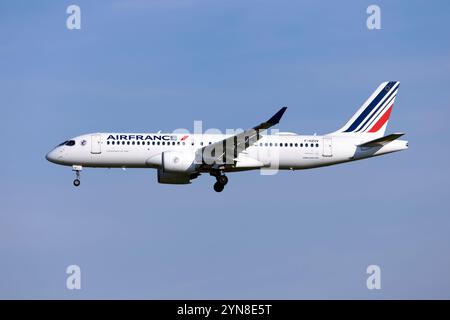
top-left (46, 81), bottom-right (408, 192)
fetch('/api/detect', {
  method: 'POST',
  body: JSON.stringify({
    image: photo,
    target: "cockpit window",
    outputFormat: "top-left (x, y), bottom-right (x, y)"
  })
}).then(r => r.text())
top-left (65, 140), bottom-right (76, 146)
top-left (58, 141), bottom-right (68, 146)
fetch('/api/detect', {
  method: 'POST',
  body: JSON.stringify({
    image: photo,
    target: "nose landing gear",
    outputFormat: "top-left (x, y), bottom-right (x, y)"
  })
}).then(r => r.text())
top-left (72, 165), bottom-right (82, 187)
top-left (211, 172), bottom-right (228, 192)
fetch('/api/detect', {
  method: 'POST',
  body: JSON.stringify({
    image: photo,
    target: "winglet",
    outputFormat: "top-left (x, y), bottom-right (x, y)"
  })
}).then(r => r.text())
top-left (267, 107), bottom-right (287, 125)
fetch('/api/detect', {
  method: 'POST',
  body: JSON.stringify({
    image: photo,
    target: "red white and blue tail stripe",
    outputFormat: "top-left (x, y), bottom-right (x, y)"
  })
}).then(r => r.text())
top-left (336, 81), bottom-right (400, 136)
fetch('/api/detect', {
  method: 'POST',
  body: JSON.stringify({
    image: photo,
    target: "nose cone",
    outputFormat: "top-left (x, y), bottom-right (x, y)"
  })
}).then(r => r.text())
top-left (46, 149), bottom-right (60, 164)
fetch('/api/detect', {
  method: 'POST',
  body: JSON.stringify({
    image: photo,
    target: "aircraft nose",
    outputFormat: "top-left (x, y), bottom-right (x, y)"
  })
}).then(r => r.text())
top-left (46, 149), bottom-right (59, 163)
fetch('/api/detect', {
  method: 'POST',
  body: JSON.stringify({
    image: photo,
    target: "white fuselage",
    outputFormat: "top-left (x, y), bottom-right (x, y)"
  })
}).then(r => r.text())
top-left (46, 132), bottom-right (408, 171)
top-left (46, 82), bottom-right (407, 190)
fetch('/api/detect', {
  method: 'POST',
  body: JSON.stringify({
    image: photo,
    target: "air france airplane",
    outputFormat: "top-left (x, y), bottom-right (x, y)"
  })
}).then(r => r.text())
top-left (46, 81), bottom-right (408, 192)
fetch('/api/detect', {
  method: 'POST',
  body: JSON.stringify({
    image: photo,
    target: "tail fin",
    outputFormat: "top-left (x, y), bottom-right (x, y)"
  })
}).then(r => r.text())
top-left (333, 81), bottom-right (400, 137)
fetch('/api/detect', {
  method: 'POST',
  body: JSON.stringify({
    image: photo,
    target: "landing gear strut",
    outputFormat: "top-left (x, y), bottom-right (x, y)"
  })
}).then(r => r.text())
top-left (72, 165), bottom-right (82, 187)
top-left (211, 171), bottom-right (228, 192)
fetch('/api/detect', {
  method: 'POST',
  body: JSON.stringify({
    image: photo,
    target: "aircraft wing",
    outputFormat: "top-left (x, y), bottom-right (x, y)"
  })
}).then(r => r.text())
top-left (358, 133), bottom-right (404, 148)
top-left (198, 107), bottom-right (287, 168)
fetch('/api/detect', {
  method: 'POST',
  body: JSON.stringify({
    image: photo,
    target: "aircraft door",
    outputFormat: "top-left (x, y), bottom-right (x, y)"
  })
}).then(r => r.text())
top-left (91, 134), bottom-right (102, 154)
top-left (322, 137), bottom-right (332, 157)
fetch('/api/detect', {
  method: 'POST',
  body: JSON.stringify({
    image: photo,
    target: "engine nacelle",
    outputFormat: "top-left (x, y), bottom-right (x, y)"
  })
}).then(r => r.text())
top-left (162, 151), bottom-right (196, 173)
top-left (157, 170), bottom-right (192, 184)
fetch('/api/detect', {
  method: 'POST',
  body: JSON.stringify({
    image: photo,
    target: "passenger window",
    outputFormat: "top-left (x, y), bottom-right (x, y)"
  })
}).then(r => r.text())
top-left (305, 143), bottom-right (308, 147)
top-left (107, 141), bottom-right (110, 145)
top-left (290, 143), bottom-right (293, 147)
top-left (182, 142), bottom-right (185, 145)
top-left (295, 143), bottom-right (298, 147)
top-left (265, 143), bottom-right (268, 146)
top-left (270, 143), bottom-right (273, 146)
top-left (157, 141), bottom-right (160, 145)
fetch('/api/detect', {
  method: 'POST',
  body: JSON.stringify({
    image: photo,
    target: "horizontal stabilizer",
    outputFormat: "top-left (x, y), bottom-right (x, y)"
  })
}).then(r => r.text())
top-left (358, 133), bottom-right (404, 148)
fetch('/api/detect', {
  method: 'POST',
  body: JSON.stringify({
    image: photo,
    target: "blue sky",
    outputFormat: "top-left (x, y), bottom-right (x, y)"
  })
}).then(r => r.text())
top-left (1, 0), bottom-right (450, 299)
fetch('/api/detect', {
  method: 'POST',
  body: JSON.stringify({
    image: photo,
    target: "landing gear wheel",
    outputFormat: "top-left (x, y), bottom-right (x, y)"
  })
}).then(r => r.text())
top-left (217, 175), bottom-right (228, 186)
top-left (213, 182), bottom-right (224, 192)
top-left (72, 165), bottom-right (82, 187)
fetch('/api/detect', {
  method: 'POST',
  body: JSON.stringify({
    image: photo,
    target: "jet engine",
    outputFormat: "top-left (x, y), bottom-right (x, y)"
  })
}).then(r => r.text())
top-left (161, 151), bottom-right (196, 173)
top-left (157, 170), bottom-right (192, 184)
top-left (156, 151), bottom-right (198, 184)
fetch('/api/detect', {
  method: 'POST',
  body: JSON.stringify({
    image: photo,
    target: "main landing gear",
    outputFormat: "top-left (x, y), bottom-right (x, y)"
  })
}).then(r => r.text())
top-left (212, 173), bottom-right (228, 193)
top-left (72, 165), bottom-right (82, 187)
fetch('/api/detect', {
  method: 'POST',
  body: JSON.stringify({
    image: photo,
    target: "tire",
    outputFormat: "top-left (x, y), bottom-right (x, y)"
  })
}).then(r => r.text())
top-left (213, 182), bottom-right (224, 192)
top-left (73, 179), bottom-right (81, 187)
top-left (217, 175), bottom-right (228, 186)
